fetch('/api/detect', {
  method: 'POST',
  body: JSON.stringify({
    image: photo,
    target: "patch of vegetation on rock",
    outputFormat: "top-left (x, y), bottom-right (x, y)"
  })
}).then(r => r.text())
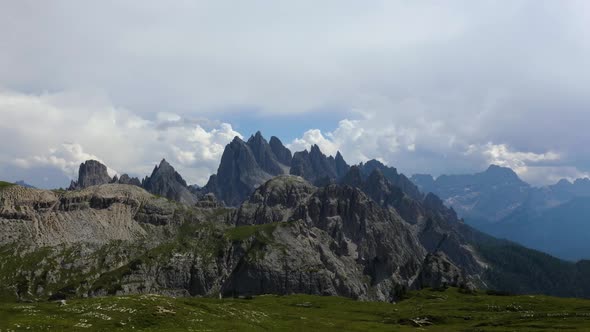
top-left (0, 181), bottom-right (14, 190)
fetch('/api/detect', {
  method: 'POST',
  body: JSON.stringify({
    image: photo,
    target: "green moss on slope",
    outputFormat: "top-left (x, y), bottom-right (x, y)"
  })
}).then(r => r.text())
top-left (1, 288), bottom-right (590, 331)
top-left (0, 181), bottom-right (14, 190)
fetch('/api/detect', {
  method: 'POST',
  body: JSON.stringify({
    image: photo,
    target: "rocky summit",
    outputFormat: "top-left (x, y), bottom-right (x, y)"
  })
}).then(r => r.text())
top-left (203, 134), bottom-right (291, 206)
top-left (68, 160), bottom-right (113, 190)
top-left (142, 159), bottom-right (198, 205)
top-left (290, 144), bottom-right (350, 185)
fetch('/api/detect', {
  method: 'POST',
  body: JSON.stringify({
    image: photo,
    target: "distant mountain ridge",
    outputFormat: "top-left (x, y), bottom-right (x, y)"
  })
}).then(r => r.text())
top-left (411, 166), bottom-right (590, 261)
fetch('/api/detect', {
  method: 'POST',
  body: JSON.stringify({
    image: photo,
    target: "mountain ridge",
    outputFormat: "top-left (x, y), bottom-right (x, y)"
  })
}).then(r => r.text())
top-left (411, 166), bottom-right (590, 260)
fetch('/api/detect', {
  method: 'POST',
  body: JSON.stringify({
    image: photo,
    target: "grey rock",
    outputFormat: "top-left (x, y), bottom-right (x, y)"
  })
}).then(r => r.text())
top-left (142, 159), bottom-right (198, 205)
top-left (195, 193), bottom-right (224, 209)
top-left (290, 145), bottom-right (349, 185)
top-left (269, 136), bottom-right (293, 166)
top-left (205, 133), bottom-right (291, 206)
top-left (205, 136), bottom-right (273, 206)
top-left (358, 159), bottom-right (423, 201)
top-left (247, 131), bottom-right (287, 176)
top-left (68, 160), bottom-right (112, 190)
top-left (117, 174), bottom-right (142, 187)
top-left (3, 176), bottom-right (590, 302)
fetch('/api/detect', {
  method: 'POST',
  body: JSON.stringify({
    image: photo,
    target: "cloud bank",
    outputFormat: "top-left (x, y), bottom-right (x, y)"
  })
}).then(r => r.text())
top-left (0, 89), bottom-right (241, 187)
top-left (1, 1), bottom-right (590, 186)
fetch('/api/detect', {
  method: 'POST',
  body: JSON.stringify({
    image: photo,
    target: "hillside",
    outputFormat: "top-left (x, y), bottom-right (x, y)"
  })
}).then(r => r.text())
top-left (1, 288), bottom-right (590, 331)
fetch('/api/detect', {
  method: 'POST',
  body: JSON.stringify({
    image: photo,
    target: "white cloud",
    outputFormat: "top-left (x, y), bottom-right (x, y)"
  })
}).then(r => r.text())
top-left (2, 1), bottom-right (590, 187)
top-left (477, 143), bottom-right (560, 170)
top-left (517, 166), bottom-right (590, 186)
top-left (288, 117), bottom-right (577, 185)
top-left (467, 143), bottom-right (575, 185)
top-left (0, 89), bottom-right (241, 187)
top-left (14, 143), bottom-right (114, 179)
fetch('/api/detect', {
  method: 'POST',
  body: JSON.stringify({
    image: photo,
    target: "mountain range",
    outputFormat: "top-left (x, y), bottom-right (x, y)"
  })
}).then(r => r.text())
top-left (2, 132), bottom-right (590, 303)
top-left (411, 166), bottom-right (590, 261)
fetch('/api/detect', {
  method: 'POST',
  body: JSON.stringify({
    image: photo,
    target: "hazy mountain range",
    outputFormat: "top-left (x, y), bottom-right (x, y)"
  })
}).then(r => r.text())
top-left (411, 166), bottom-right (590, 261)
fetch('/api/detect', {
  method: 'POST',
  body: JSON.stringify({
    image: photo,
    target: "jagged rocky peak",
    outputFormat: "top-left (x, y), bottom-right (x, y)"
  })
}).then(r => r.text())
top-left (358, 159), bottom-right (423, 201)
top-left (482, 164), bottom-right (525, 184)
top-left (205, 132), bottom-right (296, 207)
top-left (246, 131), bottom-right (288, 175)
top-left (269, 136), bottom-right (292, 166)
top-left (142, 158), bottom-right (197, 205)
top-left (69, 160), bottom-right (113, 190)
top-left (205, 135), bottom-right (274, 206)
top-left (335, 151), bottom-right (350, 176)
top-left (117, 174), bottom-right (142, 187)
top-left (290, 144), bottom-right (349, 185)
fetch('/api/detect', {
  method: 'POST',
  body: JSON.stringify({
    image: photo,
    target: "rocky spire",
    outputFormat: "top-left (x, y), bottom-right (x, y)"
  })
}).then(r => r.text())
top-left (335, 151), bottom-right (350, 178)
top-left (205, 136), bottom-right (273, 206)
top-left (68, 160), bottom-right (112, 190)
top-left (290, 145), bottom-right (348, 185)
top-left (142, 159), bottom-right (197, 205)
top-left (205, 133), bottom-right (293, 206)
top-left (269, 136), bottom-right (292, 166)
top-left (359, 159), bottom-right (423, 201)
top-left (246, 131), bottom-right (286, 176)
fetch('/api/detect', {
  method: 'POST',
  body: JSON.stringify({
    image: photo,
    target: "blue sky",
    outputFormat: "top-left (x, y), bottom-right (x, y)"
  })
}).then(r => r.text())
top-left (216, 109), bottom-right (347, 143)
top-left (1, 1), bottom-right (590, 188)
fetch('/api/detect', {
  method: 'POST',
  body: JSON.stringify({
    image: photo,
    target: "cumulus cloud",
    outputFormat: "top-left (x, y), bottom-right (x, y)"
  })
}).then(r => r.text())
top-left (288, 116), bottom-right (586, 186)
top-left (0, 89), bottom-right (241, 187)
top-left (14, 143), bottom-right (114, 179)
top-left (1, 1), bottom-right (590, 187)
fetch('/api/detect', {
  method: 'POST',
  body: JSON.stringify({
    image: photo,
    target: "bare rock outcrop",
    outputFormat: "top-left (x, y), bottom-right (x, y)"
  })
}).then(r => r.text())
top-left (68, 160), bottom-right (113, 190)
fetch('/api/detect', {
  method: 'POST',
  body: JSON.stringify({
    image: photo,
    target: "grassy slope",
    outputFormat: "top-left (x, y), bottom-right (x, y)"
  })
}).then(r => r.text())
top-left (0, 181), bottom-right (14, 190)
top-left (1, 288), bottom-right (590, 331)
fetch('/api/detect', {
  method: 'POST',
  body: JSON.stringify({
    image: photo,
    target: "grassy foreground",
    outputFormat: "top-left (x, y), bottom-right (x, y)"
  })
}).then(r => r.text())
top-left (1, 288), bottom-right (590, 331)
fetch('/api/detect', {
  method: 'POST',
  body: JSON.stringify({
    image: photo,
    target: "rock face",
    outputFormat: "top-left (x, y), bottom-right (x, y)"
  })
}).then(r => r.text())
top-left (2, 174), bottom-right (590, 302)
top-left (0, 184), bottom-right (159, 246)
top-left (142, 159), bottom-right (198, 205)
top-left (116, 174), bottom-right (142, 187)
top-left (290, 145), bottom-right (349, 185)
top-left (69, 160), bottom-right (113, 190)
top-left (204, 133), bottom-right (292, 206)
top-left (69, 160), bottom-right (141, 191)
top-left (247, 131), bottom-right (287, 175)
top-left (269, 136), bottom-right (292, 166)
top-left (358, 159), bottom-right (423, 201)
top-left (339, 166), bottom-right (471, 275)
top-left (230, 175), bottom-right (433, 300)
top-left (195, 193), bottom-right (224, 209)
